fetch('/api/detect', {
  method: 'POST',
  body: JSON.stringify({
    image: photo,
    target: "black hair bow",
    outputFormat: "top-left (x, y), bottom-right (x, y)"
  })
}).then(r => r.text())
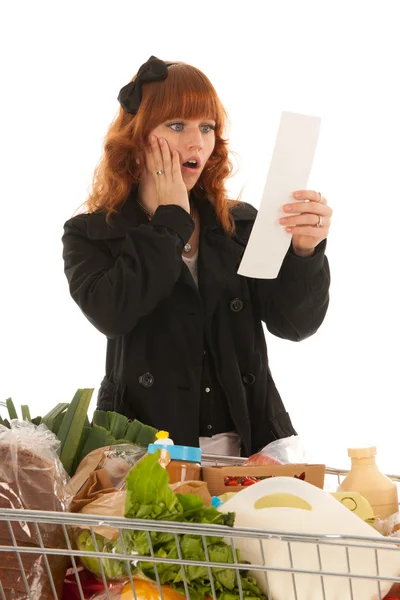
top-left (117, 55), bottom-right (169, 115)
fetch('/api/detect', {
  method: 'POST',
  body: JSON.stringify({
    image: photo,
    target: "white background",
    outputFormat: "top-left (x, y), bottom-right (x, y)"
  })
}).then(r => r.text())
top-left (1, 0), bottom-right (399, 473)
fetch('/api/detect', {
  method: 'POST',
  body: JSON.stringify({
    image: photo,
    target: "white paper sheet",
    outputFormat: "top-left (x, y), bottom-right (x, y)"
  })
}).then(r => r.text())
top-left (237, 111), bottom-right (321, 279)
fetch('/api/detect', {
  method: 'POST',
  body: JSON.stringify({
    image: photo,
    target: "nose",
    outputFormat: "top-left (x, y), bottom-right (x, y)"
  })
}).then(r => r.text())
top-left (185, 127), bottom-right (203, 150)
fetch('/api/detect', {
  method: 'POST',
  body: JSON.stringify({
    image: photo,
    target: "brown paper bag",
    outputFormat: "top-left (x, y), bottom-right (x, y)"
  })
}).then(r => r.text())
top-left (71, 468), bottom-right (118, 513)
top-left (79, 491), bottom-right (126, 540)
top-left (170, 480), bottom-right (212, 506)
top-left (67, 445), bottom-right (146, 497)
top-left (67, 446), bottom-right (114, 497)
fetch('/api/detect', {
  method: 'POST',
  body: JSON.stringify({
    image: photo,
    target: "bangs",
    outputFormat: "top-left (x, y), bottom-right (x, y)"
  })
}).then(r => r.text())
top-left (89, 60), bottom-right (234, 233)
top-left (140, 63), bottom-right (225, 130)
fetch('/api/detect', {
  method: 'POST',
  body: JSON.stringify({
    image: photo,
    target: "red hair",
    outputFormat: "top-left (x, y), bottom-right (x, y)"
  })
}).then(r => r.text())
top-left (85, 61), bottom-right (238, 234)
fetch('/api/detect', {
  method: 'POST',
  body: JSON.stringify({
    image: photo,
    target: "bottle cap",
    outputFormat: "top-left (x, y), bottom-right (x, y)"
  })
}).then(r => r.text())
top-left (211, 496), bottom-right (223, 508)
top-left (148, 443), bottom-right (202, 463)
top-left (348, 447), bottom-right (376, 459)
top-left (154, 431), bottom-right (174, 446)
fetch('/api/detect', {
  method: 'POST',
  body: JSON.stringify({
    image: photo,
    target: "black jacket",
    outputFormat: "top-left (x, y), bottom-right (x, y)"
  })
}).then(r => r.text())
top-left (62, 190), bottom-right (330, 455)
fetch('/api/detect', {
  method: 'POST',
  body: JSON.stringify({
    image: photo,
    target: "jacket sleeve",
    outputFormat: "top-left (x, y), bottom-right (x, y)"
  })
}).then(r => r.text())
top-left (62, 205), bottom-right (194, 338)
top-left (251, 240), bottom-right (330, 341)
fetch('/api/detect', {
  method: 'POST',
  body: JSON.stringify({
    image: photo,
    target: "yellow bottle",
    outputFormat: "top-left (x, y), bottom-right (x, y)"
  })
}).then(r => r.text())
top-left (337, 447), bottom-right (398, 519)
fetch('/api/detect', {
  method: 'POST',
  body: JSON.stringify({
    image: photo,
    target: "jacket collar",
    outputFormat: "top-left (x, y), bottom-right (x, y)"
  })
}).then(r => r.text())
top-left (84, 187), bottom-right (254, 320)
top-left (85, 186), bottom-right (256, 241)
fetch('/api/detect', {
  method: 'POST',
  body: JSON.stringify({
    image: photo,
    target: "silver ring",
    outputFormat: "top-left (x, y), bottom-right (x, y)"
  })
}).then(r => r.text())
top-left (155, 169), bottom-right (165, 176)
top-left (316, 215), bottom-right (323, 228)
top-left (318, 191), bottom-right (322, 202)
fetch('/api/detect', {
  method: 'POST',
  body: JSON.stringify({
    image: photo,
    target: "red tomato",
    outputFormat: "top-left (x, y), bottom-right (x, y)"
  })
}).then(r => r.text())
top-left (241, 476), bottom-right (258, 487)
top-left (224, 476), bottom-right (240, 486)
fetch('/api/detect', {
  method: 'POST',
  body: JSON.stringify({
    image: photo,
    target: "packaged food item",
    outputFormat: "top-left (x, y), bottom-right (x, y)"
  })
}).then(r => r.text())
top-left (219, 475), bottom-right (400, 600)
top-left (337, 447), bottom-right (399, 519)
top-left (0, 421), bottom-right (70, 600)
top-left (202, 463), bottom-right (325, 496)
top-left (147, 435), bottom-right (201, 484)
top-left (330, 491), bottom-right (375, 522)
top-left (68, 443), bottom-right (147, 496)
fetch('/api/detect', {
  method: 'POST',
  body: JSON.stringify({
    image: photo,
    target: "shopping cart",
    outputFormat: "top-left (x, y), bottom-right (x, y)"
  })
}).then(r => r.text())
top-left (0, 457), bottom-right (400, 600)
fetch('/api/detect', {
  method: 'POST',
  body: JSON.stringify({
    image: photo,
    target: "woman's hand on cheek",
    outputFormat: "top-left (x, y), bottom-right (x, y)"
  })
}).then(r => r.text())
top-left (144, 135), bottom-right (189, 213)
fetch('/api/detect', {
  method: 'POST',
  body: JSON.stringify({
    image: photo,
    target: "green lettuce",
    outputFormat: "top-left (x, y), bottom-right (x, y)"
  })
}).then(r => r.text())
top-left (75, 452), bottom-right (266, 600)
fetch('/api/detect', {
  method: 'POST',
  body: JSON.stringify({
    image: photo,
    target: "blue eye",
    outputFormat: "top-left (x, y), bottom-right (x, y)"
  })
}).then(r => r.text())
top-left (201, 124), bottom-right (216, 133)
top-left (167, 122), bottom-right (216, 133)
top-left (168, 122), bottom-right (184, 132)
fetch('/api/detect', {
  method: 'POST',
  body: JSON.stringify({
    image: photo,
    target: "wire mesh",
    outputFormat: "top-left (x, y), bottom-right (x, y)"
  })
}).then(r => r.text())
top-left (1, 460), bottom-right (400, 600)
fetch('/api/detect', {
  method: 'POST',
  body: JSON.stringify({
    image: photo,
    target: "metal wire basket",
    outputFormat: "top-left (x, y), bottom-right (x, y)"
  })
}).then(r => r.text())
top-left (0, 457), bottom-right (399, 600)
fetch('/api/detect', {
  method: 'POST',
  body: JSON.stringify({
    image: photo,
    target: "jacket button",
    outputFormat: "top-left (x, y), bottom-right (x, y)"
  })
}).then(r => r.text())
top-left (230, 298), bottom-right (243, 312)
top-left (243, 373), bottom-right (256, 385)
top-left (139, 372), bottom-right (154, 388)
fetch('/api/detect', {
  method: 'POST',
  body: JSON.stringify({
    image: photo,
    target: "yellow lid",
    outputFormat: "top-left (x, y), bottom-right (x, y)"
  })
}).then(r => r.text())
top-left (156, 430), bottom-right (169, 440)
top-left (348, 447), bottom-right (376, 459)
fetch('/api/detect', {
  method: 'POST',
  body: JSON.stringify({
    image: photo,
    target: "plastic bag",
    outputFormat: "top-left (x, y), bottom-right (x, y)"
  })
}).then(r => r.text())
top-left (372, 511), bottom-right (400, 538)
top-left (68, 443), bottom-right (147, 498)
top-left (0, 420), bottom-right (70, 599)
top-left (245, 435), bottom-right (308, 466)
top-left (100, 444), bottom-right (147, 489)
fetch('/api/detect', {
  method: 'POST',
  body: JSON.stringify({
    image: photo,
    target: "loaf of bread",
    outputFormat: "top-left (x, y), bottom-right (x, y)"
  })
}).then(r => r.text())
top-left (0, 424), bottom-right (70, 599)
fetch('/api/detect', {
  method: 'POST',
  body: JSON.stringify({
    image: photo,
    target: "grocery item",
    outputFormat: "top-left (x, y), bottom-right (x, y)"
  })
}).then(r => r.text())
top-left (0, 421), bottom-right (70, 600)
top-left (153, 430), bottom-right (174, 445)
top-left (74, 452), bottom-right (266, 600)
top-left (218, 475), bottom-right (400, 600)
top-left (169, 480), bottom-right (212, 506)
top-left (62, 567), bottom-right (111, 599)
top-left (202, 463), bottom-right (325, 496)
top-left (337, 447), bottom-right (399, 519)
top-left (245, 435), bottom-right (307, 466)
top-left (78, 490), bottom-right (126, 540)
top-left (68, 443), bottom-right (147, 497)
top-left (147, 440), bottom-right (202, 484)
top-left (330, 491), bottom-right (375, 521)
top-left (0, 392), bottom-right (158, 476)
top-left (120, 580), bottom-right (186, 600)
top-left (85, 579), bottom-right (187, 600)
top-left (244, 451), bottom-right (282, 466)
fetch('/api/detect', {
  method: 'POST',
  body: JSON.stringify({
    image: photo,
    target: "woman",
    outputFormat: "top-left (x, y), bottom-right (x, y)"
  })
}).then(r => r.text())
top-left (62, 56), bottom-right (332, 457)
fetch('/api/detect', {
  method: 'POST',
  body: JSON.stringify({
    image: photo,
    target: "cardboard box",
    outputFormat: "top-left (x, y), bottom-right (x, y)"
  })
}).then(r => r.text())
top-left (202, 463), bottom-right (325, 497)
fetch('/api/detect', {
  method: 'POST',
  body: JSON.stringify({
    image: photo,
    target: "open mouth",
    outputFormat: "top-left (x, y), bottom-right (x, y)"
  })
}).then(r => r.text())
top-left (182, 159), bottom-right (200, 169)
